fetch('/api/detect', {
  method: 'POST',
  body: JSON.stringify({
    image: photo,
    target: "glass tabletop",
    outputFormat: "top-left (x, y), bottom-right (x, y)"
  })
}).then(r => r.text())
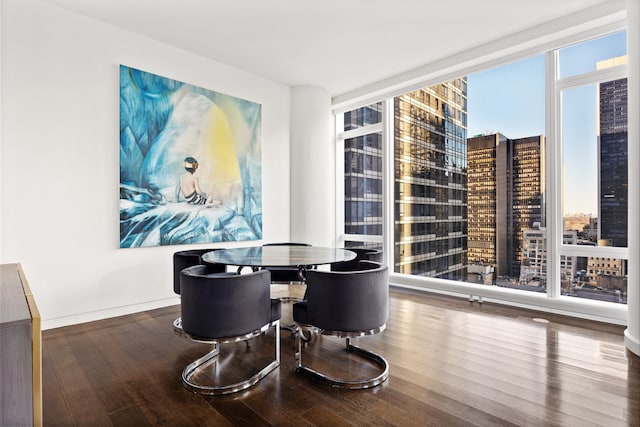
top-left (202, 246), bottom-right (356, 268)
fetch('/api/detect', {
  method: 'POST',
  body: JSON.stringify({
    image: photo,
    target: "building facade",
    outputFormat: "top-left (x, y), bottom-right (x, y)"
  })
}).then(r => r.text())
top-left (467, 133), bottom-right (545, 278)
top-left (466, 133), bottom-right (506, 274)
top-left (598, 56), bottom-right (628, 248)
top-left (520, 225), bottom-right (577, 288)
top-left (343, 103), bottom-right (384, 240)
top-left (394, 80), bottom-right (468, 279)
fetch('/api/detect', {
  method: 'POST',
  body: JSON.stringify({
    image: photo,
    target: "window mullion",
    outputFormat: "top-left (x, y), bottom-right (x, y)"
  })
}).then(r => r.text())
top-left (382, 98), bottom-right (394, 267)
top-left (557, 64), bottom-right (628, 90)
top-left (339, 122), bottom-right (383, 141)
top-left (335, 112), bottom-right (346, 248)
top-left (547, 50), bottom-right (561, 299)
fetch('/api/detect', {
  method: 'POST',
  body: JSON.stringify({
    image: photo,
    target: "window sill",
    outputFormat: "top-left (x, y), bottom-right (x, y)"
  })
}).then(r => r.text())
top-left (390, 272), bottom-right (627, 325)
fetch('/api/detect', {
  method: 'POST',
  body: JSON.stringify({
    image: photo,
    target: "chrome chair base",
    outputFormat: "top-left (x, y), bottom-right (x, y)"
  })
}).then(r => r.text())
top-left (173, 317), bottom-right (184, 336)
top-left (182, 320), bottom-right (280, 395)
top-left (295, 329), bottom-right (389, 389)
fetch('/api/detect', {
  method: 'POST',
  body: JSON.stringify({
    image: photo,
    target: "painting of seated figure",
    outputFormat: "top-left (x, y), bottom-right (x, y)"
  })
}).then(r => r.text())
top-left (119, 65), bottom-right (262, 248)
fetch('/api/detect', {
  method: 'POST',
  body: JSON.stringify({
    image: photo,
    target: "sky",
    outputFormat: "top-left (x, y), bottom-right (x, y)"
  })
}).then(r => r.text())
top-left (466, 31), bottom-right (627, 217)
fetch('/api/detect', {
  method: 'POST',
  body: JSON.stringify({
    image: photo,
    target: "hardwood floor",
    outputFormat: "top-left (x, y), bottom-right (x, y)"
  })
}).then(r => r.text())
top-left (42, 288), bottom-right (639, 426)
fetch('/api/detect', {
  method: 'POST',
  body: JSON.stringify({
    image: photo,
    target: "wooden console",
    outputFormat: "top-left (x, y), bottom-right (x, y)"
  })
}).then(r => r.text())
top-left (0, 263), bottom-right (42, 426)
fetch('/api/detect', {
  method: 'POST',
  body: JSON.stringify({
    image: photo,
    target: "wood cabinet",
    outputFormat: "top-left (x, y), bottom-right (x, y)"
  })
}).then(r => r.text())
top-left (0, 263), bottom-right (42, 427)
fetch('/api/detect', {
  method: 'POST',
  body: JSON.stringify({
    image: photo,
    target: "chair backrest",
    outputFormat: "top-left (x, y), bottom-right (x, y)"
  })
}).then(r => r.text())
top-left (173, 248), bottom-right (225, 295)
top-left (364, 249), bottom-right (383, 263)
top-left (331, 248), bottom-right (383, 271)
top-left (180, 266), bottom-right (274, 339)
top-left (304, 261), bottom-right (388, 332)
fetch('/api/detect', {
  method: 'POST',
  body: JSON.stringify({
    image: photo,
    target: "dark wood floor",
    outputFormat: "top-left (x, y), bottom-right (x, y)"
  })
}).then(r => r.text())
top-left (42, 288), bottom-right (639, 426)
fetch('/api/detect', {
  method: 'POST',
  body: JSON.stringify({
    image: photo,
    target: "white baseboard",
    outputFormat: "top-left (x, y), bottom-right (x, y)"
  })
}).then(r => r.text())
top-left (624, 329), bottom-right (640, 356)
top-left (41, 297), bottom-right (180, 330)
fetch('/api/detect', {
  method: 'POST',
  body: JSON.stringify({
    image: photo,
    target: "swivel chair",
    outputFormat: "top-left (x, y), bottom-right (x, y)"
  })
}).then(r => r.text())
top-left (180, 265), bottom-right (281, 395)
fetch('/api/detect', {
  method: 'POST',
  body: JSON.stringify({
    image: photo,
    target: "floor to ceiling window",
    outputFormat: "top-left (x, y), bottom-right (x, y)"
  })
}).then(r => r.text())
top-left (556, 31), bottom-right (629, 304)
top-left (339, 103), bottom-right (384, 249)
top-left (466, 55), bottom-right (546, 293)
top-left (336, 24), bottom-right (629, 316)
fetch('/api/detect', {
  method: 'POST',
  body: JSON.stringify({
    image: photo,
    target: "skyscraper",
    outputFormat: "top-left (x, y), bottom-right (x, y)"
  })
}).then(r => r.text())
top-left (394, 80), bottom-right (468, 279)
top-left (511, 135), bottom-right (546, 273)
top-left (467, 133), bottom-right (545, 278)
top-left (343, 103), bottom-right (384, 240)
top-left (598, 56), bottom-right (628, 248)
top-left (466, 133), bottom-right (506, 273)
top-left (343, 80), bottom-right (469, 279)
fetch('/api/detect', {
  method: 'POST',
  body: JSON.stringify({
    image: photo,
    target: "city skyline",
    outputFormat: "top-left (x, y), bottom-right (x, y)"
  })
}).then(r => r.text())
top-left (466, 30), bottom-right (627, 216)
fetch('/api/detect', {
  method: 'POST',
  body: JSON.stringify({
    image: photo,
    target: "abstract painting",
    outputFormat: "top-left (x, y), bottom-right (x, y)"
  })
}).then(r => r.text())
top-left (119, 65), bottom-right (262, 248)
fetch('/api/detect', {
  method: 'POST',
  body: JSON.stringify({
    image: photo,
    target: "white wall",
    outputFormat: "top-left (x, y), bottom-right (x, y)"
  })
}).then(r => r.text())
top-left (0, 0), bottom-right (292, 329)
top-left (290, 86), bottom-right (334, 247)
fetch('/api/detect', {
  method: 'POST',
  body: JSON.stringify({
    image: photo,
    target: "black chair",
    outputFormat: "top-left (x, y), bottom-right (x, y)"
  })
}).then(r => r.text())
top-left (330, 248), bottom-right (383, 271)
top-left (172, 249), bottom-right (226, 334)
top-left (180, 265), bottom-right (281, 395)
top-left (262, 242), bottom-right (312, 284)
top-left (293, 260), bottom-right (389, 389)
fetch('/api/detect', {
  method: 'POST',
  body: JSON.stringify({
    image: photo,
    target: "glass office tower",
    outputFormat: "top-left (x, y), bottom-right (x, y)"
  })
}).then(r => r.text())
top-left (394, 80), bottom-right (468, 279)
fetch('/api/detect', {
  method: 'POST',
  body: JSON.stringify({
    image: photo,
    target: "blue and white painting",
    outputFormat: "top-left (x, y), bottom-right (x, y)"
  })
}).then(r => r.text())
top-left (119, 65), bottom-right (262, 248)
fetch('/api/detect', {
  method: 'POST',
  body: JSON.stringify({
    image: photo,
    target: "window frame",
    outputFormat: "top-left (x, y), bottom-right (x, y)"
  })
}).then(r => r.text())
top-left (335, 113), bottom-right (385, 248)
top-left (334, 14), bottom-right (628, 323)
top-left (548, 42), bottom-right (629, 306)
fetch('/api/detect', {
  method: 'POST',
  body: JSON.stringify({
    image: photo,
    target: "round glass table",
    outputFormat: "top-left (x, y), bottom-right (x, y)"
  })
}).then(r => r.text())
top-left (203, 246), bottom-right (357, 336)
top-left (202, 246), bottom-right (356, 274)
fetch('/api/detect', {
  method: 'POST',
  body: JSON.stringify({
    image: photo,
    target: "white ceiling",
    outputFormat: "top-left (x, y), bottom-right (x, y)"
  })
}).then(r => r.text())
top-left (42, 0), bottom-right (617, 97)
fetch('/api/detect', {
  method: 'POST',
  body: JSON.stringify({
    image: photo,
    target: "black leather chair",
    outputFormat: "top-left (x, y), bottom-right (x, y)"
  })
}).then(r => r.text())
top-left (172, 248), bottom-right (226, 334)
top-left (262, 242), bottom-right (312, 284)
top-left (179, 265), bottom-right (281, 395)
top-left (331, 248), bottom-right (383, 271)
top-left (293, 260), bottom-right (389, 389)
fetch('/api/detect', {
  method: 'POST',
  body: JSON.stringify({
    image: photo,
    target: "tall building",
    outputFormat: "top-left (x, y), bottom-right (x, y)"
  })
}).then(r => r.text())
top-left (466, 133), bottom-right (505, 273)
top-left (394, 80), bottom-right (468, 279)
top-left (598, 55), bottom-right (628, 248)
top-left (511, 136), bottom-right (546, 273)
top-left (467, 133), bottom-right (545, 278)
top-left (343, 103), bottom-right (384, 241)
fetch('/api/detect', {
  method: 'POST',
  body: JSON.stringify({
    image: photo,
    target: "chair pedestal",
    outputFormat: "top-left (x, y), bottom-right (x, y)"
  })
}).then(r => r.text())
top-left (271, 283), bottom-right (306, 334)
